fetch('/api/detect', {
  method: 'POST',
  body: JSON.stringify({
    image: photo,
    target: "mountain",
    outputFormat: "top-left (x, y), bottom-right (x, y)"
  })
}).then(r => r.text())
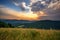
top-left (0, 19), bottom-right (60, 29)
top-left (18, 20), bottom-right (60, 29)
top-left (0, 19), bottom-right (33, 26)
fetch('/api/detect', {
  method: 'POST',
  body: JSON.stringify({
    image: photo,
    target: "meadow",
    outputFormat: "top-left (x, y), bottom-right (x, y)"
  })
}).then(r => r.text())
top-left (0, 28), bottom-right (60, 40)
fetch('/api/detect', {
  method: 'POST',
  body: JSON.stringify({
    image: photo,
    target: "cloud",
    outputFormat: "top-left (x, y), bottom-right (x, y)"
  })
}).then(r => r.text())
top-left (13, 0), bottom-right (47, 12)
top-left (12, 0), bottom-right (60, 12)
top-left (30, 0), bottom-right (51, 12)
top-left (0, 5), bottom-right (47, 21)
top-left (12, 0), bottom-right (51, 12)
top-left (13, 0), bottom-right (31, 12)
top-left (0, 6), bottom-right (38, 20)
top-left (30, 0), bottom-right (42, 3)
top-left (31, 1), bottom-right (46, 11)
top-left (13, 1), bottom-right (31, 12)
top-left (30, 0), bottom-right (60, 12)
top-left (20, 2), bottom-right (31, 12)
top-left (13, 2), bottom-right (19, 6)
top-left (43, 1), bottom-right (60, 20)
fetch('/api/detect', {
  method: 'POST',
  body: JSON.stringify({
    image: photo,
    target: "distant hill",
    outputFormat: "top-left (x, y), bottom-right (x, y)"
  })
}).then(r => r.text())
top-left (0, 19), bottom-right (33, 26)
top-left (0, 19), bottom-right (60, 29)
top-left (18, 20), bottom-right (60, 29)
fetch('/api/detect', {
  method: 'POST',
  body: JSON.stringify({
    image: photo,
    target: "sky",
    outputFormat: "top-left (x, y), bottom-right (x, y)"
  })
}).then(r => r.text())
top-left (0, 0), bottom-right (60, 21)
top-left (0, 0), bottom-right (31, 11)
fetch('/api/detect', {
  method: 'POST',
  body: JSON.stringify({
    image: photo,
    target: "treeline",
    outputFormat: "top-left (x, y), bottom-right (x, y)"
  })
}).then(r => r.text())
top-left (0, 20), bottom-right (60, 29)
top-left (0, 21), bottom-right (14, 28)
top-left (18, 20), bottom-right (60, 29)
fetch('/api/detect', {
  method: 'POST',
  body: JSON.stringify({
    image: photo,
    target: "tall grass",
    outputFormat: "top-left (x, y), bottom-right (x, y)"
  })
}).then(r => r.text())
top-left (0, 28), bottom-right (60, 40)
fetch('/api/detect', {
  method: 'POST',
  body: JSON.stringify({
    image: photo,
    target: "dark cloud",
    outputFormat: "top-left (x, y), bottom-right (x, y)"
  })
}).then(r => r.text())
top-left (44, 1), bottom-right (60, 20)
top-left (12, 0), bottom-right (60, 12)
top-left (30, 0), bottom-right (60, 12)
top-left (31, 1), bottom-right (46, 12)
top-left (13, 0), bottom-right (50, 12)
top-left (30, 0), bottom-right (51, 12)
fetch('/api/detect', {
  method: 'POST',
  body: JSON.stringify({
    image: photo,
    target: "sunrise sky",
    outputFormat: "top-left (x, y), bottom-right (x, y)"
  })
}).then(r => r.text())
top-left (0, 0), bottom-right (60, 21)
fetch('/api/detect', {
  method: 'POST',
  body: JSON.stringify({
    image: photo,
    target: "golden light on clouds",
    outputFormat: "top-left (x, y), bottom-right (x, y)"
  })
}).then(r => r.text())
top-left (0, 7), bottom-right (47, 21)
top-left (33, 11), bottom-right (47, 16)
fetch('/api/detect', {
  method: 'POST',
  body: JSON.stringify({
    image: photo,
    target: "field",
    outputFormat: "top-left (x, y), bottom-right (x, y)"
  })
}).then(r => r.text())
top-left (0, 28), bottom-right (60, 40)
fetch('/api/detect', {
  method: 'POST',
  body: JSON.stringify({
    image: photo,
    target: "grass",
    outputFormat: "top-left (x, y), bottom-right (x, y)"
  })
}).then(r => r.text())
top-left (0, 28), bottom-right (60, 40)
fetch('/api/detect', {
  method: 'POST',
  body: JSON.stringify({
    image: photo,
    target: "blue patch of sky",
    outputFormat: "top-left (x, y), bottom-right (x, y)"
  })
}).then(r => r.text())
top-left (0, 0), bottom-right (30, 11)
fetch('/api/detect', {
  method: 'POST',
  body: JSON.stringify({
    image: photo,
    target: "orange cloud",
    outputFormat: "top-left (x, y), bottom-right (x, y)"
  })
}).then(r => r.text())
top-left (0, 7), bottom-right (47, 21)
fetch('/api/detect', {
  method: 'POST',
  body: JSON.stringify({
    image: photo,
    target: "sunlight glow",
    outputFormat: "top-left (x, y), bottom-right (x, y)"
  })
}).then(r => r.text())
top-left (0, 7), bottom-right (47, 21)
